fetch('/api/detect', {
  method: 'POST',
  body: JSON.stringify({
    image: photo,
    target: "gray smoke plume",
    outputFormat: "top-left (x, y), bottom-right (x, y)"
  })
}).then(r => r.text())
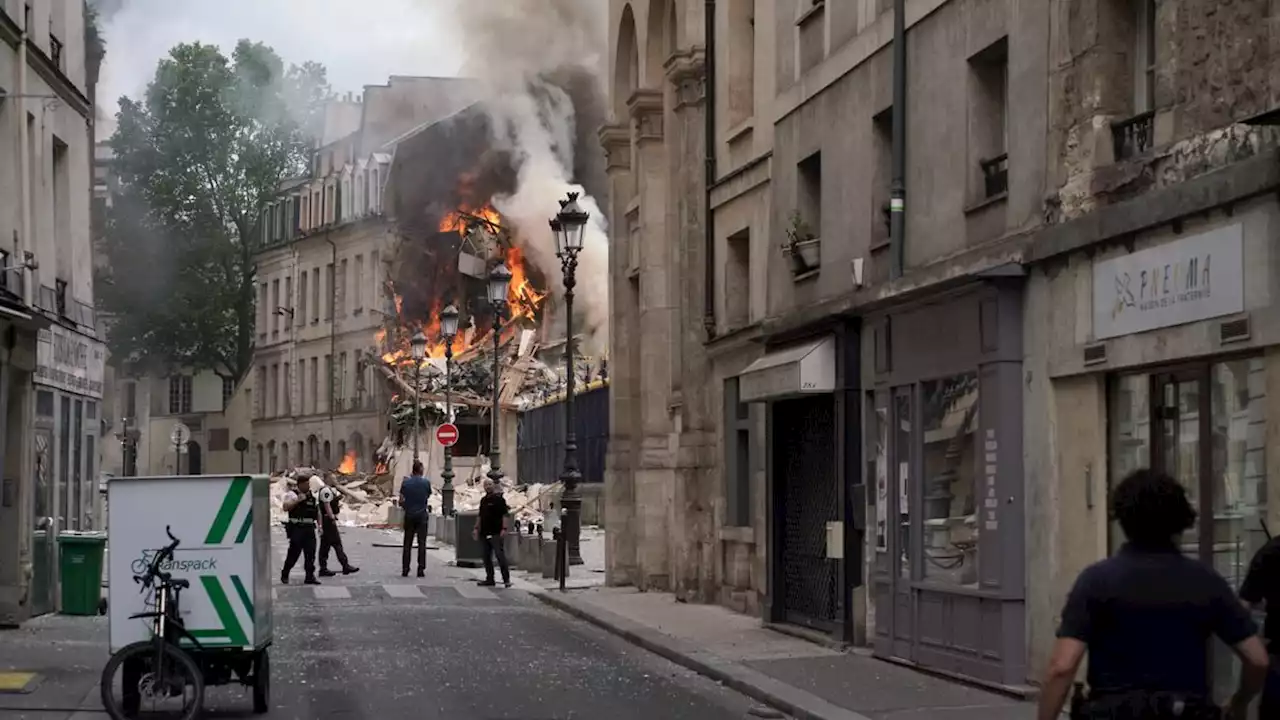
top-left (449, 0), bottom-right (611, 354)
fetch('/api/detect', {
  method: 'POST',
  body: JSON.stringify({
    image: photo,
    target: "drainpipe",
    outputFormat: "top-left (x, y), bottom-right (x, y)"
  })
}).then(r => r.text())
top-left (703, 0), bottom-right (718, 339)
top-left (17, 12), bottom-right (31, 305)
top-left (325, 233), bottom-right (337, 447)
top-left (889, 0), bottom-right (907, 280)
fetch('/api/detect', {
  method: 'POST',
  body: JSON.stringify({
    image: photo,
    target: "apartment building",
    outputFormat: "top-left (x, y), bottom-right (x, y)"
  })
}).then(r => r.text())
top-left (0, 0), bottom-right (103, 624)
top-left (606, 0), bottom-right (1280, 693)
top-left (251, 78), bottom-right (477, 474)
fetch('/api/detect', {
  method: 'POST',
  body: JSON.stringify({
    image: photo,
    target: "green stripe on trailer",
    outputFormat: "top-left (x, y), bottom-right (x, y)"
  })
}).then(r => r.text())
top-left (234, 508), bottom-right (253, 544)
top-left (230, 575), bottom-right (254, 618)
top-left (205, 476), bottom-right (250, 545)
top-left (200, 576), bottom-right (249, 646)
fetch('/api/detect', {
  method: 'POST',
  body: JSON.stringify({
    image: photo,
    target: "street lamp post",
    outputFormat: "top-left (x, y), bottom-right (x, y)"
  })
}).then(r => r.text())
top-left (410, 330), bottom-right (427, 465)
top-left (439, 304), bottom-right (460, 516)
top-left (487, 265), bottom-right (512, 484)
top-left (550, 191), bottom-right (589, 566)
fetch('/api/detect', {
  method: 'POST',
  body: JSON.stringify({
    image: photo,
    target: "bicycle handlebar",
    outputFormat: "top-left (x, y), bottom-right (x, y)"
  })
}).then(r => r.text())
top-left (134, 526), bottom-right (181, 590)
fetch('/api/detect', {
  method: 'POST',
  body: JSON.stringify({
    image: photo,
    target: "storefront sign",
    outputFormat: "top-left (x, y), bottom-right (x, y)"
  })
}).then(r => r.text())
top-left (35, 325), bottom-right (105, 398)
top-left (1093, 223), bottom-right (1244, 340)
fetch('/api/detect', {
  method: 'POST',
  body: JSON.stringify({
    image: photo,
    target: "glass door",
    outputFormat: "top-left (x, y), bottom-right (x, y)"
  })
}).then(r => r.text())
top-left (889, 387), bottom-right (915, 661)
top-left (1151, 369), bottom-right (1210, 561)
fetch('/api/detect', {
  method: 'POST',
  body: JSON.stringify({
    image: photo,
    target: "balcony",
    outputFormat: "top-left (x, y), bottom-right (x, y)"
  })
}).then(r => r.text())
top-left (1112, 111), bottom-right (1155, 162)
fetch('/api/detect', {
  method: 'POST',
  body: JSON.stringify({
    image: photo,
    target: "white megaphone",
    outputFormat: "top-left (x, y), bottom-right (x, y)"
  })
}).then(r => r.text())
top-left (318, 486), bottom-right (337, 504)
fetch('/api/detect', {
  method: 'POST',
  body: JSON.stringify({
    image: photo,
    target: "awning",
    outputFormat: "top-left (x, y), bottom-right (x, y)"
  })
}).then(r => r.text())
top-left (738, 335), bottom-right (836, 403)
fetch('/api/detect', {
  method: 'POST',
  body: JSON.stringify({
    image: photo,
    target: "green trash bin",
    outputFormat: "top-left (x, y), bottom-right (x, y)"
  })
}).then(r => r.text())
top-left (58, 531), bottom-right (106, 616)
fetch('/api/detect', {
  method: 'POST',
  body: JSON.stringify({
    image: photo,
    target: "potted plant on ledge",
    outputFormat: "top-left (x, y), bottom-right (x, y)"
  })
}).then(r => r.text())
top-left (781, 210), bottom-right (820, 275)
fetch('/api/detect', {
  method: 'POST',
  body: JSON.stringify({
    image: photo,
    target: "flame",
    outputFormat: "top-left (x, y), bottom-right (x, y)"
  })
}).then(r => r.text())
top-left (374, 202), bottom-right (547, 371)
top-left (337, 450), bottom-right (357, 474)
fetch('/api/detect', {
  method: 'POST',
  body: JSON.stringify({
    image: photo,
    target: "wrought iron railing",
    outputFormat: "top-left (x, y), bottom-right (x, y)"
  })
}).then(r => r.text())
top-left (980, 153), bottom-right (1009, 199)
top-left (1112, 110), bottom-right (1155, 161)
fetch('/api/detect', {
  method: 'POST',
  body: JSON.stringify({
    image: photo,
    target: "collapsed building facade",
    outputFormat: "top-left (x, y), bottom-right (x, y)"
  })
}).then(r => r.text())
top-left (605, 0), bottom-right (1280, 694)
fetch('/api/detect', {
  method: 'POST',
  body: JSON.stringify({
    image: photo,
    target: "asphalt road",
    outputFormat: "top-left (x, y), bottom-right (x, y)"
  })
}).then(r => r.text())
top-left (198, 527), bottom-right (766, 719)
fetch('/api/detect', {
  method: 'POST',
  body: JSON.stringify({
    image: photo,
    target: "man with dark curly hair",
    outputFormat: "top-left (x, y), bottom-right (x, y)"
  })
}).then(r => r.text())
top-left (1036, 468), bottom-right (1269, 720)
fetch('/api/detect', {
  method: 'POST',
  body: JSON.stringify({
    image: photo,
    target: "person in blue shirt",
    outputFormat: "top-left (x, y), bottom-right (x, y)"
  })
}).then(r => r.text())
top-left (399, 460), bottom-right (432, 578)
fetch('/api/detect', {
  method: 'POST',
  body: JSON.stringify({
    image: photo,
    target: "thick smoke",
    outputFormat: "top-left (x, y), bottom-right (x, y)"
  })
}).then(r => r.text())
top-left (450, 0), bottom-right (611, 354)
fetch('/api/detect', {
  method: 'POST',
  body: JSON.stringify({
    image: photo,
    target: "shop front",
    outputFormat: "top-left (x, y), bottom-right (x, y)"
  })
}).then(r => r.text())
top-left (1041, 208), bottom-right (1277, 702)
top-left (865, 280), bottom-right (1026, 687)
top-left (31, 323), bottom-right (105, 616)
top-left (737, 320), bottom-right (864, 642)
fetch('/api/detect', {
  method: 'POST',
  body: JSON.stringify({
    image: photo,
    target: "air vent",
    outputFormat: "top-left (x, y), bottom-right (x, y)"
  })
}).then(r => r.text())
top-left (1083, 342), bottom-right (1108, 366)
top-left (1220, 317), bottom-right (1251, 344)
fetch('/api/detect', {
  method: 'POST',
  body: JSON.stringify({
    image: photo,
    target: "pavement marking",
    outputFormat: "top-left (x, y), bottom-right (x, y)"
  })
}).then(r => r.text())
top-left (454, 583), bottom-right (498, 600)
top-left (382, 584), bottom-right (424, 599)
top-left (0, 672), bottom-right (37, 693)
top-left (312, 585), bottom-right (352, 600)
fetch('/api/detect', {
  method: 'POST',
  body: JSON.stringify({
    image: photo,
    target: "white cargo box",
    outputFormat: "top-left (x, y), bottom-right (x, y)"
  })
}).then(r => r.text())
top-left (108, 475), bottom-right (273, 653)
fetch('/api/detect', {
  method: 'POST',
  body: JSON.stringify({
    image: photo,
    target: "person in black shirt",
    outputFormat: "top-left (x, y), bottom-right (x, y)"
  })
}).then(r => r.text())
top-left (1239, 531), bottom-right (1280, 718)
top-left (1037, 468), bottom-right (1268, 720)
top-left (317, 478), bottom-right (359, 578)
top-left (472, 479), bottom-right (510, 588)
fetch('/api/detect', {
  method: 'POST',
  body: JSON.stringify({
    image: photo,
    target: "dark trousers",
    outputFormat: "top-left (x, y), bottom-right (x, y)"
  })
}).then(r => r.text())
top-left (1259, 655), bottom-right (1280, 720)
top-left (282, 523), bottom-right (317, 579)
top-left (402, 515), bottom-right (428, 573)
top-left (319, 519), bottom-right (350, 571)
top-left (481, 534), bottom-right (509, 584)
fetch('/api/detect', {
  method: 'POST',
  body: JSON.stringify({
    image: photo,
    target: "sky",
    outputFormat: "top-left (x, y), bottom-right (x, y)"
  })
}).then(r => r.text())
top-left (93, 0), bottom-right (465, 132)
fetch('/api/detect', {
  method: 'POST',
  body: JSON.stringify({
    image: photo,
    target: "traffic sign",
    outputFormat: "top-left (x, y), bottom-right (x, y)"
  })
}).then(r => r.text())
top-left (436, 423), bottom-right (459, 447)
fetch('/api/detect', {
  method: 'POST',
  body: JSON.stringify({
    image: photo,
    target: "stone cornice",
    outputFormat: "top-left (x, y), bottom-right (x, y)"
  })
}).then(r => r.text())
top-left (627, 89), bottom-right (665, 145)
top-left (664, 46), bottom-right (707, 110)
top-left (598, 122), bottom-right (631, 173)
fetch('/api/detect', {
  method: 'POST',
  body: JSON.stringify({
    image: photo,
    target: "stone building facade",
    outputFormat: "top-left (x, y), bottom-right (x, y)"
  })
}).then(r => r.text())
top-left (251, 78), bottom-right (477, 474)
top-left (608, 0), bottom-right (1280, 693)
top-left (0, 0), bottom-right (103, 623)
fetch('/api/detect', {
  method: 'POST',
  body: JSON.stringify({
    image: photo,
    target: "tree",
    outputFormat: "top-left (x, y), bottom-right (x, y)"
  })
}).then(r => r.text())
top-left (97, 40), bottom-right (329, 380)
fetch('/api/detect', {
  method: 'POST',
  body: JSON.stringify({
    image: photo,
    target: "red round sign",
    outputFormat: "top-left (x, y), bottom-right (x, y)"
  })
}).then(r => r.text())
top-left (435, 423), bottom-right (459, 447)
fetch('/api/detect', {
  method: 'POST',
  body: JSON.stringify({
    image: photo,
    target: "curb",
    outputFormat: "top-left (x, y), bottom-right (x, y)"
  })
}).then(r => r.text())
top-left (532, 591), bottom-right (874, 720)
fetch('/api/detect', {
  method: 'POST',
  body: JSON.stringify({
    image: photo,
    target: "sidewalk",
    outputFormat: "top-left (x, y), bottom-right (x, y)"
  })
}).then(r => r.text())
top-left (428, 526), bottom-right (1036, 720)
top-left (0, 613), bottom-right (109, 719)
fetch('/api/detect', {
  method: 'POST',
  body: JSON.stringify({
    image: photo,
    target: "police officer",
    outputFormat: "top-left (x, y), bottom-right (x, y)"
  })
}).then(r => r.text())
top-left (318, 478), bottom-right (358, 577)
top-left (280, 476), bottom-right (321, 586)
top-left (1036, 468), bottom-right (1268, 720)
top-left (1239, 524), bottom-right (1280, 718)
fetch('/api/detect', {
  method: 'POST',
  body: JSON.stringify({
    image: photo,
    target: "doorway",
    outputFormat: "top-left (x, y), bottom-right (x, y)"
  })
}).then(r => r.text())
top-left (187, 441), bottom-right (203, 475)
top-left (772, 395), bottom-right (840, 631)
top-left (30, 429), bottom-right (54, 617)
top-left (1109, 358), bottom-right (1268, 701)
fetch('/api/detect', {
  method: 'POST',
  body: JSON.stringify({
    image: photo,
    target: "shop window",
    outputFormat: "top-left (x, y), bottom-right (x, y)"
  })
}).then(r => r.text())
top-left (920, 373), bottom-right (980, 587)
top-left (36, 390), bottom-right (53, 417)
top-left (59, 396), bottom-right (70, 528)
top-left (893, 391), bottom-right (912, 580)
top-left (1107, 375), bottom-right (1151, 534)
top-left (72, 399), bottom-right (82, 529)
top-left (1211, 358), bottom-right (1267, 588)
top-left (870, 392), bottom-right (888, 555)
top-left (168, 375), bottom-right (192, 415)
top-left (723, 378), bottom-right (752, 527)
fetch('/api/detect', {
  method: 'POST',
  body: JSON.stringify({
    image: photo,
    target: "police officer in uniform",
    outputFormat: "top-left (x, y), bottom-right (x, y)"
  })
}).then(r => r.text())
top-left (1036, 468), bottom-right (1268, 720)
top-left (317, 479), bottom-right (358, 577)
top-left (280, 477), bottom-right (321, 586)
top-left (1238, 524), bottom-right (1280, 718)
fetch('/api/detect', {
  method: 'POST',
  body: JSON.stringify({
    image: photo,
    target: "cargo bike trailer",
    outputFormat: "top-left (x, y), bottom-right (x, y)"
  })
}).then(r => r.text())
top-left (102, 475), bottom-right (274, 719)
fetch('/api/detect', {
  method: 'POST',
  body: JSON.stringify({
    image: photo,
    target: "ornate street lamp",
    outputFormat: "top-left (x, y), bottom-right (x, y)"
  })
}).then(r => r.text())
top-left (487, 264), bottom-right (512, 484)
top-left (439, 303), bottom-right (460, 516)
top-left (551, 191), bottom-right (589, 566)
top-left (410, 329), bottom-right (427, 464)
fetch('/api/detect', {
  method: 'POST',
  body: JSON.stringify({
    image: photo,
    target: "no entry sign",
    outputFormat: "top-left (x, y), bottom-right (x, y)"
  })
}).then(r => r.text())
top-left (436, 423), bottom-right (459, 447)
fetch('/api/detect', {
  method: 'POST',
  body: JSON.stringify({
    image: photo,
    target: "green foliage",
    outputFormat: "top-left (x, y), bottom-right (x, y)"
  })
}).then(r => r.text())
top-left (97, 40), bottom-right (329, 379)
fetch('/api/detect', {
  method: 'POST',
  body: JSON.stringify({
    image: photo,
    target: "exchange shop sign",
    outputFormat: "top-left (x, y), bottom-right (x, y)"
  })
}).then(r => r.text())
top-left (1092, 223), bottom-right (1244, 341)
top-left (36, 325), bottom-right (105, 398)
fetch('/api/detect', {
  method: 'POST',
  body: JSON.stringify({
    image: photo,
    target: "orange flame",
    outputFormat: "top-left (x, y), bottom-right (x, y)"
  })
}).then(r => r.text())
top-left (337, 450), bottom-right (357, 474)
top-left (439, 204), bottom-right (502, 236)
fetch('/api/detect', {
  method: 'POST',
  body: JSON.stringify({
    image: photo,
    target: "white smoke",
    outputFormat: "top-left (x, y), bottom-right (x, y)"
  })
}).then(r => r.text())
top-left (449, 0), bottom-right (610, 354)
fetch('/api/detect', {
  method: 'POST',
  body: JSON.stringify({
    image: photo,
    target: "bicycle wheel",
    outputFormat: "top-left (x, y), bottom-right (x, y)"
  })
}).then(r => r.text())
top-left (100, 639), bottom-right (205, 720)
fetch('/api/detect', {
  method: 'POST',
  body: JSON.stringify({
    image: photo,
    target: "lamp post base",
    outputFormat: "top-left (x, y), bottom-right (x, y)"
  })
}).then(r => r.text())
top-left (561, 483), bottom-right (584, 566)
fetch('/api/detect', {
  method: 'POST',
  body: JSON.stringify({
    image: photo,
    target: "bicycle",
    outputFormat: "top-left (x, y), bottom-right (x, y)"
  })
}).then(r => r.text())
top-left (100, 525), bottom-right (205, 720)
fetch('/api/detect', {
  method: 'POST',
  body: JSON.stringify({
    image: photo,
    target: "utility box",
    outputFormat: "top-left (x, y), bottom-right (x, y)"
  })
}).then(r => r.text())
top-left (107, 475), bottom-right (273, 653)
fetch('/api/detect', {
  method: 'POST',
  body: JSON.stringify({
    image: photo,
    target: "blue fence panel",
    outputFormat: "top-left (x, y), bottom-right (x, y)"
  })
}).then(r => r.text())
top-left (516, 386), bottom-right (609, 485)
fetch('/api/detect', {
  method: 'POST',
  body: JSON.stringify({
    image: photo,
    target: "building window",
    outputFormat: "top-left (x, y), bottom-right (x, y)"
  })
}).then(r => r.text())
top-left (271, 279), bottom-right (280, 337)
top-left (49, 33), bottom-right (63, 69)
top-left (370, 250), bottom-right (380, 309)
top-left (726, 0), bottom-right (756, 127)
top-left (221, 376), bottom-right (235, 407)
top-left (270, 364), bottom-right (279, 417)
top-left (339, 258), bottom-right (348, 316)
top-left (325, 263), bottom-right (335, 319)
top-left (310, 357), bottom-right (319, 414)
top-left (724, 378), bottom-right (752, 527)
top-left (919, 373), bottom-right (980, 588)
top-left (354, 255), bottom-right (364, 313)
top-left (255, 366), bottom-right (266, 418)
top-left (1112, 0), bottom-right (1157, 161)
top-left (168, 376), bottom-right (193, 415)
top-left (871, 107), bottom-right (893, 252)
top-left (258, 283), bottom-right (268, 339)
top-left (312, 268), bottom-right (321, 323)
top-left (324, 355), bottom-right (333, 410)
top-left (298, 359), bottom-right (307, 414)
top-left (969, 37), bottom-right (1009, 199)
top-left (55, 279), bottom-right (67, 317)
top-left (298, 271), bottom-right (308, 326)
top-left (338, 352), bottom-right (348, 408)
top-left (725, 230), bottom-right (750, 329)
top-left (797, 152), bottom-right (822, 240)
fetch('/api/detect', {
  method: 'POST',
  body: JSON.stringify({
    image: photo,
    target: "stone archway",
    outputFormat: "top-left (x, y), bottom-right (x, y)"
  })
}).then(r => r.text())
top-left (645, 0), bottom-right (678, 84)
top-left (615, 4), bottom-right (640, 118)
